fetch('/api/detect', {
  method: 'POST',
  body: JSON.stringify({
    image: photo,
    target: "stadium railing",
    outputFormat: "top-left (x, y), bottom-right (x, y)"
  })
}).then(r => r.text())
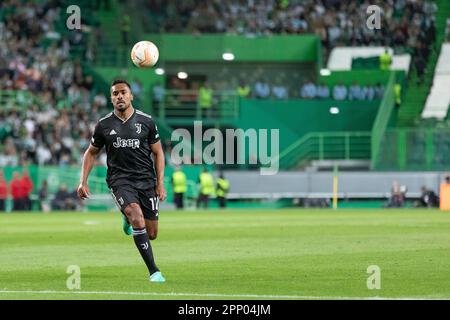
top-left (155, 89), bottom-right (240, 125)
top-left (277, 131), bottom-right (372, 169)
top-left (374, 127), bottom-right (450, 170)
top-left (370, 72), bottom-right (396, 169)
top-left (0, 90), bottom-right (41, 110)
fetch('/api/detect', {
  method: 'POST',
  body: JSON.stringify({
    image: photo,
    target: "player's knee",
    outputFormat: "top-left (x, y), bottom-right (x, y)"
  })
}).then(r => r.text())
top-left (124, 203), bottom-right (144, 226)
top-left (124, 203), bottom-right (140, 215)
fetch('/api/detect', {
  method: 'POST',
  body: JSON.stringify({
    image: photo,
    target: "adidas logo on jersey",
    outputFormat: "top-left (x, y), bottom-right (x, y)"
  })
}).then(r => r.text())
top-left (109, 129), bottom-right (117, 135)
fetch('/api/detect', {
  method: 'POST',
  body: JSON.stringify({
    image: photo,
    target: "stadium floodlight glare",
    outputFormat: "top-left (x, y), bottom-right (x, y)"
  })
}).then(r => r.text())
top-left (222, 52), bottom-right (235, 61)
top-left (320, 68), bottom-right (331, 76)
top-left (177, 71), bottom-right (188, 79)
top-left (330, 107), bottom-right (340, 114)
top-left (155, 68), bottom-right (165, 75)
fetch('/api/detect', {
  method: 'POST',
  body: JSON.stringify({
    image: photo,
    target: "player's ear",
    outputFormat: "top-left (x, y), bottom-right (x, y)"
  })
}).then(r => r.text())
top-left (130, 93), bottom-right (134, 101)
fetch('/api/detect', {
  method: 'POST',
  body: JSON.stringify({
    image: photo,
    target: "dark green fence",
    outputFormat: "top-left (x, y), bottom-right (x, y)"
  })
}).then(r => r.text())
top-left (374, 128), bottom-right (450, 170)
top-left (277, 131), bottom-right (371, 168)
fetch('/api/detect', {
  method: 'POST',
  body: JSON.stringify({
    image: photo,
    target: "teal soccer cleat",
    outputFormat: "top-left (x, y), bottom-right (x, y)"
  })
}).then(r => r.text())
top-left (149, 271), bottom-right (166, 282)
top-left (122, 215), bottom-right (133, 235)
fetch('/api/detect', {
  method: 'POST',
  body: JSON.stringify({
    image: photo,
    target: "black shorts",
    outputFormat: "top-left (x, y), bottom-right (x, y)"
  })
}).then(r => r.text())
top-left (110, 184), bottom-right (159, 220)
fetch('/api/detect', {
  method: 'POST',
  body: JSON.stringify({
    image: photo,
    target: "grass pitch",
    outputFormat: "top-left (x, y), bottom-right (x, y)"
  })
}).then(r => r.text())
top-left (0, 208), bottom-right (449, 300)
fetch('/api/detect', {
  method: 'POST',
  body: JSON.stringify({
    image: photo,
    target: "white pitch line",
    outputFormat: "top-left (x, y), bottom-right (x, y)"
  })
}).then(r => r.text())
top-left (0, 290), bottom-right (433, 300)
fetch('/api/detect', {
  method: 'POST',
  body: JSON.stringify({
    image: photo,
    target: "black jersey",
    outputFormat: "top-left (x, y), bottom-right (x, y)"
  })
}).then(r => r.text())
top-left (91, 108), bottom-right (161, 189)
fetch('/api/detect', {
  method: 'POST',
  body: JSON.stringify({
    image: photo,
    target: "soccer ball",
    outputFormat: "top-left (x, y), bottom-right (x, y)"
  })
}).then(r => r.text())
top-left (130, 41), bottom-right (159, 68)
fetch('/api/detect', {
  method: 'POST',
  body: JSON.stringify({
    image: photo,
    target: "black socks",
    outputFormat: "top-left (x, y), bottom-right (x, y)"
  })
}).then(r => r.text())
top-left (132, 227), bottom-right (159, 275)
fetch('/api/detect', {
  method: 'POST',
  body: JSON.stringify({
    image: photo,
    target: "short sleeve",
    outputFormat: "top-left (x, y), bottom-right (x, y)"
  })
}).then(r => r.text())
top-left (148, 120), bottom-right (160, 145)
top-left (91, 121), bottom-right (105, 149)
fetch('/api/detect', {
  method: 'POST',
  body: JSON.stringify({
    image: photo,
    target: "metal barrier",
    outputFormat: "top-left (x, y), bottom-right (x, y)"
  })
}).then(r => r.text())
top-left (375, 127), bottom-right (450, 170)
top-left (371, 72), bottom-right (396, 169)
top-left (154, 89), bottom-right (239, 123)
top-left (277, 131), bottom-right (372, 169)
top-left (0, 90), bottom-right (38, 110)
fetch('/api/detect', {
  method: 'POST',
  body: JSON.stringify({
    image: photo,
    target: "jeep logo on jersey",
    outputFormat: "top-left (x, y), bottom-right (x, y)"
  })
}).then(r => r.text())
top-left (112, 137), bottom-right (140, 149)
top-left (135, 123), bottom-right (142, 134)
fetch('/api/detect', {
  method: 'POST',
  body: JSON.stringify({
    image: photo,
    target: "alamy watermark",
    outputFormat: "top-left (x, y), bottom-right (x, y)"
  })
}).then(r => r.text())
top-left (366, 265), bottom-right (381, 290)
top-left (66, 265), bottom-right (81, 290)
top-left (66, 5), bottom-right (81, 30)
top-left (171, 121), bottom-right (279, 175)
top-left (366, 5), bottom-right (381, 30)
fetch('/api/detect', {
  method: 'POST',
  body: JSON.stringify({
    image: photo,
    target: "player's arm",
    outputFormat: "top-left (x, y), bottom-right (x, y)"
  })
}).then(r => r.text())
top-left (78, 144), bottom-right (102, 200)
top-left (150, 141), bottom-right (166, 201)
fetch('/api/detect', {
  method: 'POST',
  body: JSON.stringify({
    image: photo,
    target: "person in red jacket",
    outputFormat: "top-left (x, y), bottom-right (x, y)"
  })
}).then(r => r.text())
top-left (10, 172), bottom-right (24, 211)
top-left (21, 169), bottom-right (34, 211)
top-left (0, 170), bottom-right (8, 212)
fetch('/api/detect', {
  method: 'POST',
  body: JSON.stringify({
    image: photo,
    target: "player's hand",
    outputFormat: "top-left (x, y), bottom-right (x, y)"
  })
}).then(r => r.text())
top-left (77, 183), bottom-right (90, 200)
top-left (156, 183), bottom-right (166, 202)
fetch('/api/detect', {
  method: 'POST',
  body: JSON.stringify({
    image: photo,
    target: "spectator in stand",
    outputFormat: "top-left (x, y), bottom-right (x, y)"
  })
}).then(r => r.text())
top-left (387, 180), bottom-right (407, 208)
top-left (10, 172), bottom-right (24, 211)
top-left (348, 81), bottom-right (364, 101)
top-left (130, 78), bottom-right (143, 105)
top-left (316, 82), bottom-right (330, 99)
top-left (38, 180), bottom-right (50, 212)
top-left (333, 81), bottom-right (348, 101)
top-left (68, 187), bottom-right (83, 211)
top-left (379, 48), bottom-right (392, 71)
top-left (0, 170), bottom-right (8, 212)
top-left (236, 79), bottom-right (251, 98)
top-left (198, 81), bottom-right (214, 118)
top-left (363, 84), bottom-right (376, 101)
top-left (272, 79), bottom-right (288, 100)
top-left (21, 169), bottom-right (33, 211)
top-left (374, 82), bottom-right (385, 99)
top-left (414, 186), bottom-right (439, 208)
top-left (51, 184), bottom-right (71, 211)
top-left (152, 81), bottom-right (165, 116)
top-left (300, 79), bottom-right (317, 99)
top-left (254, 79), bottom-right (270, 99)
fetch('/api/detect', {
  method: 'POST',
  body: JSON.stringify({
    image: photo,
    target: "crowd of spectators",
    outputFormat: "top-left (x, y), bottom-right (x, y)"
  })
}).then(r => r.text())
top-left (0, 1), bottom-right (109, 167)
top-left (0, 169), bottom-right (33, 211)
top-left (251, 79), bottom-right (385, 100)
top-left (0, 170), bottom-right (82, 212)
top-left (144, 0), bottom-right (437, 58)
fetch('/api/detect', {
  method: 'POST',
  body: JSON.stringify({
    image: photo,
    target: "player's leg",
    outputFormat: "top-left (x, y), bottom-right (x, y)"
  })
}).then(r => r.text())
top-left (111, 185), bottom-right (161, 279)
top-left (145, 219), bottom-right (158, 240)
top-left (180, 193), bottom-right (184, 209)
top-left (111, 187), bottom-right (133, 235)
top-left (205, 195), bottom-right (209, 209)
top-left (196, 194), bottom-right (201, 208)
top-left (139, 187), bottom-right (165, 282)
top-left (174, 193), bottom-right (180, 209)
top-left (124, 202), bottom-right (161, 278)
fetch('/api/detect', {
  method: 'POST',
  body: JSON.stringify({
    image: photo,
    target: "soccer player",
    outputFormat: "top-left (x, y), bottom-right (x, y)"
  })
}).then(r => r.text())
top-left (77, 79), bottom-right (166, 282)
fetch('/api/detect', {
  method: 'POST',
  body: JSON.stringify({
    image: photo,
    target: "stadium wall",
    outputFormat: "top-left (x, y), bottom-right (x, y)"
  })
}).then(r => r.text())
top-left (222, 170), bottom-right (449, 200)
top-left (142, 34), bottom-right (319, 62)
top-left (238, 99), bottom-right (380, 155)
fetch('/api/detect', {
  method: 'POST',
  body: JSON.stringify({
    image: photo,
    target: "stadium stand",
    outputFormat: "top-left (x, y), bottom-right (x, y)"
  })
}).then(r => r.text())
top-left (0, 0), bottom-right (449, 211)
top-left (421, 43), bottom-right (450, 119)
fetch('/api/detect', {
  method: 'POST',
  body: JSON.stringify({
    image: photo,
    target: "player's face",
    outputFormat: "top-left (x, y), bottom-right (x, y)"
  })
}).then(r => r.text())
top-left (111, 84), bottom-right (133, 111)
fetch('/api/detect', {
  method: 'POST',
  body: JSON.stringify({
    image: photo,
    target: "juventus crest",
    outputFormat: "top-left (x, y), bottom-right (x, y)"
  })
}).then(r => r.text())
top-left (135, 123), bottom-right (142, 134)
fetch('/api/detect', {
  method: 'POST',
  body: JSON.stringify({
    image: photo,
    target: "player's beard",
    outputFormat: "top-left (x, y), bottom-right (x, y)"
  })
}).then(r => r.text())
top-left (115, 101), bottom-right (129, 112)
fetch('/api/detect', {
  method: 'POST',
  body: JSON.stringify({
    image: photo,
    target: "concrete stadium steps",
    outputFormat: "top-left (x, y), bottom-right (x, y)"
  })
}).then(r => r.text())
top-left (397, 78), bottom-right (431, 127)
